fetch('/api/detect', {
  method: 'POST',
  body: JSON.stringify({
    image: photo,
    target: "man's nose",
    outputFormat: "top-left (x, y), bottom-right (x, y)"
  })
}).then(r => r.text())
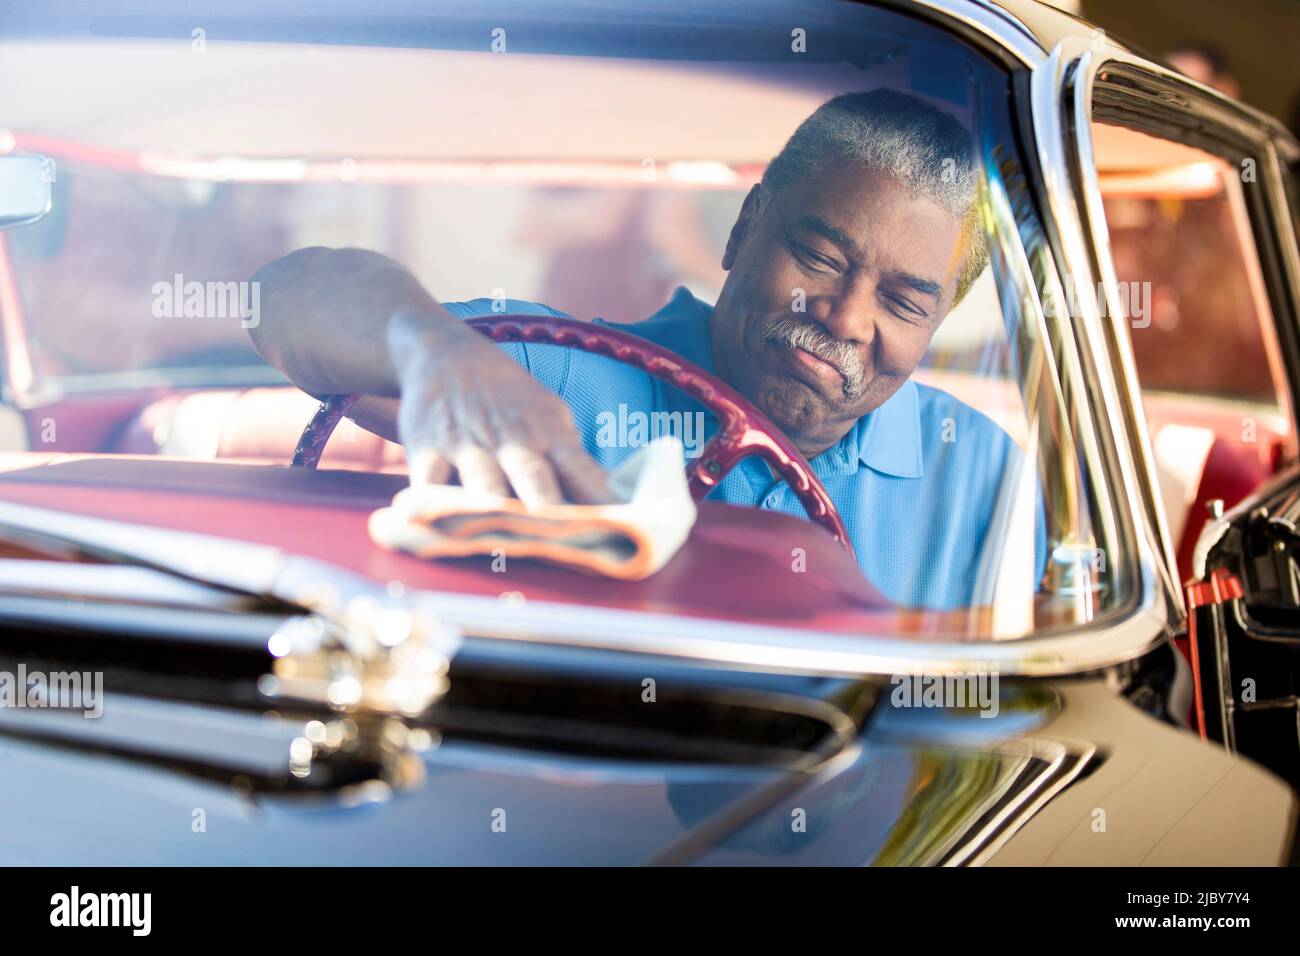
top-left (810, 275), bottom-right (879, 347)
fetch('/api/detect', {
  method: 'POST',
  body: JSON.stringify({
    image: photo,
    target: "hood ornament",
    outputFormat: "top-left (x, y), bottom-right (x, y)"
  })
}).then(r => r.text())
top-left (260, 596), bottom-right (461, 718)
top-left (257, 596), bottom-right (460, 794)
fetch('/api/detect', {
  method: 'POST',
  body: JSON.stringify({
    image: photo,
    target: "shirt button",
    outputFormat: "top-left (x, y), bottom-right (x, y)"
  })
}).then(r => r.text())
top-left (764, 493), bottom-right (780, 508)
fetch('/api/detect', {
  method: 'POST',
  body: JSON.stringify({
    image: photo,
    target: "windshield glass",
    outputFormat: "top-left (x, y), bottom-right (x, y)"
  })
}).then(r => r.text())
top-left (0, 0), bottom-right (1129, 639)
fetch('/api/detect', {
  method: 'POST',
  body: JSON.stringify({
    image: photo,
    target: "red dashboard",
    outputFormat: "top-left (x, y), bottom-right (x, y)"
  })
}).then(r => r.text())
top-left (0, 454), bottom-right (939, 637)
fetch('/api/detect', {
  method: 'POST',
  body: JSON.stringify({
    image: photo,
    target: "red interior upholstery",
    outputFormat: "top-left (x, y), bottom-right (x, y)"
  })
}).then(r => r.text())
top-left (1143, 394), bottom-right (1287, 582)
top-left (113, 387), bottom-right (405, 472)
top-left (1174, 436), bottom-right (1279, 577)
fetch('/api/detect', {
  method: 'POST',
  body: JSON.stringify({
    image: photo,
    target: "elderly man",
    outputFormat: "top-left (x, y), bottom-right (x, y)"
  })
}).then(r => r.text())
top-left (250, 89), bottom-right (1029, 609)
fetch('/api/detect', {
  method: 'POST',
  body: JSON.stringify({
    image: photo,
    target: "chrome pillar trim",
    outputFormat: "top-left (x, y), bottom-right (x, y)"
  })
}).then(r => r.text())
top-left (973, 105), bottom-right (1116, 621)
top-left (1027, 37), bottom-right (1183, 629)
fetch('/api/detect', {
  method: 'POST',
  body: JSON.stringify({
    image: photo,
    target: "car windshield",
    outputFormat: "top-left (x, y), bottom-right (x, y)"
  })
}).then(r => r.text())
top-left (0, 0), bottom-right (1132, 639)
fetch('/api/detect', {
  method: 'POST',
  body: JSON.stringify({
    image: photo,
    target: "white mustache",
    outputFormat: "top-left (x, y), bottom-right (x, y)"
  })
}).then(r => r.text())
top-left (762, 318), bottom-right (867, 398)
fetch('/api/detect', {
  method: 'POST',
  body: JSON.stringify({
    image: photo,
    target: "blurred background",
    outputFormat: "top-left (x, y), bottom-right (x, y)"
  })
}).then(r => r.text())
top-left (1049, 0), bottom-right (1300, 135)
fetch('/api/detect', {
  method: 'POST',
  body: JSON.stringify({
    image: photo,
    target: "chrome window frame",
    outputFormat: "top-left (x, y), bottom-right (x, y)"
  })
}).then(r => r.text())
top-left (1021, 34), bottom-right (1185, 626)
top-left (1064, 47), bottom-right (1300, 568)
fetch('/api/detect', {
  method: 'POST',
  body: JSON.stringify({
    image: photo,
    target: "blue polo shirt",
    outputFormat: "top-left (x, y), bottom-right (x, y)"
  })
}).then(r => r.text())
top-left (444, 288), bottom-right (1044, 610)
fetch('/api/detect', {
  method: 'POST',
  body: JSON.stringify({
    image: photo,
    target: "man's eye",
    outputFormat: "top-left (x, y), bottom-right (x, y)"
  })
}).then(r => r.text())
top-left (885, 295), bottom-right (927, 322)
top-left (790, 243), bottom-right (838, 275)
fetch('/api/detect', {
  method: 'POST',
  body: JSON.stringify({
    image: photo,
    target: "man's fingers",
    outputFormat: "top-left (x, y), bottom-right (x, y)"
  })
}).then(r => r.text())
top-left (407, 447), bottom-right (452, 487)
top-left (550, 443), bottom-right (614, 505)
top-left (497, 444), bottom-right (564, 508)
top-left (410, 442), bottom-right (585, 506)
top-left (452, 446), bottom-right (510, 497)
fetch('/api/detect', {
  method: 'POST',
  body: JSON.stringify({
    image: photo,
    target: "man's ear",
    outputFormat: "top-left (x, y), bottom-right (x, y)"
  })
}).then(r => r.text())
top-left (722, 184), bottom-right (766, 272)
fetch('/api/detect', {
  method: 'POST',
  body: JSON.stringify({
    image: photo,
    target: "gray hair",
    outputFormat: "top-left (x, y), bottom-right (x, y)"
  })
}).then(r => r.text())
top-left (759, 89), bottom-right (987, 303)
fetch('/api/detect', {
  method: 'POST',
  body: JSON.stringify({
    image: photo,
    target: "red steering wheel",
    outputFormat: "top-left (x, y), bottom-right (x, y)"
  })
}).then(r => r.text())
top-left (291, 314), bottom-right (853, 555)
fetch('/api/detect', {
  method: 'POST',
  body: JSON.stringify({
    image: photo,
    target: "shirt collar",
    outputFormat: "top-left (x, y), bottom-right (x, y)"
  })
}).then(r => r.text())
top-left (852, 379), bottom-right (925, 478)
top-left (600, 286), bottom-right (719, 374)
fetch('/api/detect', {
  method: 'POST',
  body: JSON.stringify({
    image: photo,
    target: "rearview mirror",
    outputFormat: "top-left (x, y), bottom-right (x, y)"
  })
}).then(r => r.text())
top-left (0, 155), bottom-right (55, 230)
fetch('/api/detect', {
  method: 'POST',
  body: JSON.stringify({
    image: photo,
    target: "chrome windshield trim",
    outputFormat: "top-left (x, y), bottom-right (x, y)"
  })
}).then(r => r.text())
top-left (974, 73), bottom-right (1120, 624)
top-left (415, 589), bottom-right (1169, 678)
top-left (898, 0), bottom-right (1046, 66)
top-left (1028, 38), bottom-right (1180, 628)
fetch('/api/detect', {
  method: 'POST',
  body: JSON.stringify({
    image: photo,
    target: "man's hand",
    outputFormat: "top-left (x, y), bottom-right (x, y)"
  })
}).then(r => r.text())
top-left (248, 247), bottom-right (608, 506)
top-left (388, 310), bottom-right (611, 508)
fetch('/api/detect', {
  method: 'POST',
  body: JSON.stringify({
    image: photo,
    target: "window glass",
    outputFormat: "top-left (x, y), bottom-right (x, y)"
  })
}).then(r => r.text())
top-left (1092, 119), bottom-right (1293, 566)
top-left (0, 1), bottom-right (1130, 634)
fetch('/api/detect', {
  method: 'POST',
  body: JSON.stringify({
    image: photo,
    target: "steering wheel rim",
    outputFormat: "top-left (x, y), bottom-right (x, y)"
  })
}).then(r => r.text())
top-left (291, 314), bottom-right (853, 556)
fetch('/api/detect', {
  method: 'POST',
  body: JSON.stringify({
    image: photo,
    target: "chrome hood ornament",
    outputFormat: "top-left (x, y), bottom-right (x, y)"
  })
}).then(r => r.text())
top-left (261, 598), bottom-right (461, 719)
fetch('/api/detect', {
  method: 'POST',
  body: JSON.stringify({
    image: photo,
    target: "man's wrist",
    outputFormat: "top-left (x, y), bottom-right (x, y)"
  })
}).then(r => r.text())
top-left (386, 306), bottom-right (479, 390)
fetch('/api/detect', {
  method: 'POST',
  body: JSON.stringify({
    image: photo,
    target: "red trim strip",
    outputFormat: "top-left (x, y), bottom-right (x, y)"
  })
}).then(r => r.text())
top-left (1184, 568), bottom-right (1243, 740)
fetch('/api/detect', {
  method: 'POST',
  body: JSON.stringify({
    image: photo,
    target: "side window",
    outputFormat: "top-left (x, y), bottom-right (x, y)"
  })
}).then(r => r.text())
top-left (1091, 121), bottom-right (1294, 570)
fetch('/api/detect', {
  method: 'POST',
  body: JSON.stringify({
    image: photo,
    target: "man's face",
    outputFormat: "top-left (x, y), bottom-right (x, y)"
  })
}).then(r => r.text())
top-left (710, 162), bottom-right (965, 456)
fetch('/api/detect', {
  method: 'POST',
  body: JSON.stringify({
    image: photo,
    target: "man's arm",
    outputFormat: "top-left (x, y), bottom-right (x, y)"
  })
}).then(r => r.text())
top-left (249, 246), bottom-right (440, 398)
top-left (249, 246), bottom-right (608, 504)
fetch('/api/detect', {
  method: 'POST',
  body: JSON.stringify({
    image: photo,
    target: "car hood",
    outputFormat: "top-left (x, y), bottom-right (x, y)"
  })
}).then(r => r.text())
top-left (0, 677), bottom-right (1063, 865)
